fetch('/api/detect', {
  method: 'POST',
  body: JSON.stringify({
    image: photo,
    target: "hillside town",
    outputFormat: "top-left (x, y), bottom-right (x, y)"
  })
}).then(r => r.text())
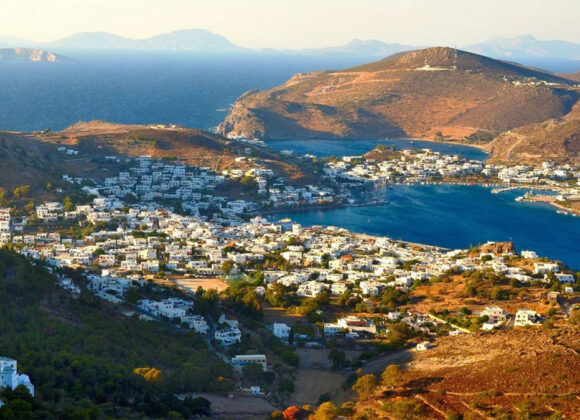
top-left (321, 146), bottom-right (580, 191)
top-left (1, 187), bottom-right (577, 363)
top-left (1, 137), bottom-right (580, 418)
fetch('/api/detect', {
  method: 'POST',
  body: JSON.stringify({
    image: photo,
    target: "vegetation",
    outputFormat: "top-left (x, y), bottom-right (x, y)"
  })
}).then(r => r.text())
top-left (0, 248), bottom-right (231, 418)
top-left (352, 374), bottom-right (378, 400)
top-left (220, 280), bottom-right (263, 319)
top-left (381, 364), bottom-right (402, 387)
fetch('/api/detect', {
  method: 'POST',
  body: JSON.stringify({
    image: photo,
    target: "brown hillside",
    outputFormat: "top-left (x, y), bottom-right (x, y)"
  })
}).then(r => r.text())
top-left (485, 101), bottom-right (580, 165)
top-left (218, 47), bottom-right (579, 142)
top-left (54, 121), bottom-right (317, 184)
top-left (560, 71), bottom-right (580, 82)
top-left (355, 329), bottom-right (580, 419)
top-left (0, 121), bottom-right (317, 198)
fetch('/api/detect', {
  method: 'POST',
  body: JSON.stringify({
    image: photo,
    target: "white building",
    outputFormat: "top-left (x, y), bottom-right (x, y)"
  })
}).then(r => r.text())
top-left (0, 357), bottom-right (34, 396)
top-left (481, 306), bottom-right (508, 324)
top-left (534, 262), bottom-right (559, 275)
top-left (514, 309), bottom-right (542, 327)
top-left (232, 354), bottom-right (267, 373)
top-left (521, 250), bottom-right (538, 259)
top-left (273, 323), bottom-right (291, 340)
top-left (555, 273), bottom-right (575, 284)
top-left (215, 328), bottom-right (242, 346)
top-left (0, 209), bottom-right (11, 245)
top-left (416, 341), bottom-right (431, 351)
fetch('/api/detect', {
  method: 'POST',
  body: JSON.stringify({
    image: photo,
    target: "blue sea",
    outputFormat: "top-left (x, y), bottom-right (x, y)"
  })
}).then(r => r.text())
top-left (267, 138), bottom-right (489, 161)
top-left (274, 185), bottom-right (580, 269)
top-left (0, 52), bottom-right (366, 132)
top-left (1, 52), bottom-right (579, 268)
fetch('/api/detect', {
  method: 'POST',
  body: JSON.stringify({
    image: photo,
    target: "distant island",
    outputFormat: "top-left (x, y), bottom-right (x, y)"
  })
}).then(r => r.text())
top-left (4, 30), bottom-right (580, 63)
top-left (0, 48), bottom-right (62, 62)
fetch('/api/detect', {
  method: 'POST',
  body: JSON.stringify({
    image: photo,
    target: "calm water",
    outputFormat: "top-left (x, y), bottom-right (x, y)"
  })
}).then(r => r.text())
top-left (274, 185), bottom-right (580, 269)
top-left (0, 52), bottom-right (366, 132)
top-left (2, 52), bottom-right (578, 267)
top-left (267, 138), bottom-right (488, 161)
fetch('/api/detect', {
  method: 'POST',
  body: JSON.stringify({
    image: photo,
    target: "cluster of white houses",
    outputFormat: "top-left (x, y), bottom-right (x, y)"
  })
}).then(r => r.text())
top-left (325, 149), bottom-right (485, 185)
top-left (323, 148), bottom-right (580, 196)
top-left (0, 169), bottom-right (576, 382)
top-left (56, 155), bottom-right (346, 219)
top-left (137, 298), bottom-right (209, 333)
top-left (3, 198), bottom-right (573, 349)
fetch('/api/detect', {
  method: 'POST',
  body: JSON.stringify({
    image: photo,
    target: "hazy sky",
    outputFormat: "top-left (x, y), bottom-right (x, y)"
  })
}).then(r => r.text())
top-left (3, 0), bottom-right (580, 48)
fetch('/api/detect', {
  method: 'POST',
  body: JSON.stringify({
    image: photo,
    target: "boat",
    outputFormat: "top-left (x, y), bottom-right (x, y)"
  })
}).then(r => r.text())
top-left (557, 210), bottom-right (569, 215)
top-left (514, 196), bottom-right (524, 202)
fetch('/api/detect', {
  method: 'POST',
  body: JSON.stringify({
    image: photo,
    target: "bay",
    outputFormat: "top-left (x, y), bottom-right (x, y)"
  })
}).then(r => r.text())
top-left (273, 185), bottom-right (580, 269)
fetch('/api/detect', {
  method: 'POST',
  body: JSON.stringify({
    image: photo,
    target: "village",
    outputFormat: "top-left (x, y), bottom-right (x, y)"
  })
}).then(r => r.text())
top-left (320, 145), bottom-right (580, 192)
top-left (0, 146), bottom-right (580, 411)
top-left (35, 143), bottom-right (580, 226)
top-left (0, 175), bottom-right (579, 405)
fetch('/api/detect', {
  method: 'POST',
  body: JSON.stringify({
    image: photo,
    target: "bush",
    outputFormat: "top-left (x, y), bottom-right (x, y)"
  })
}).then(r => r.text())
top-left (279, 379), bottom-right (295, 394)
top-left (381, 364), bottom-right (402, 387)
top-left (352, 374), bottom-right (377, 400)
top-left (314, 401), bottom-right (338, 420)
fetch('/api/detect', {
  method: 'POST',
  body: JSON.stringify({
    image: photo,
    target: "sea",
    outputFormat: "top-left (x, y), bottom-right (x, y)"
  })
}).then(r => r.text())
top-left (1, 52), bottom-right (579, 268)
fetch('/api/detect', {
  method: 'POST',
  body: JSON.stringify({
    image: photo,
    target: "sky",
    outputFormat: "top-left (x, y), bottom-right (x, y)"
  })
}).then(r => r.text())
top-left (3, 0), bottom-right (580, 49)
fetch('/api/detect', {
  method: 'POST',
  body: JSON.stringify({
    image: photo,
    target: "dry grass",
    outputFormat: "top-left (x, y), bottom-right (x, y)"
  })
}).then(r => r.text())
top-left (218, 48), bottom-right (578, 142)
top-left (290, 368), bottom-right (348, 406)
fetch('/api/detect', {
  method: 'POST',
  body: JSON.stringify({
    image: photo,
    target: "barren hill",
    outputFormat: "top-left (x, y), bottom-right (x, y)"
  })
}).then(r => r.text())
top-left (218, 47), bottom-right (578, 142)
top-left (354, 328), bottom-right (580, 419)
top-left (0, 121), bottom-right (317, 198)
top-left (485, 101), bottom-right (580, 164)
top-left (561, 71), bottom-right (580, 82)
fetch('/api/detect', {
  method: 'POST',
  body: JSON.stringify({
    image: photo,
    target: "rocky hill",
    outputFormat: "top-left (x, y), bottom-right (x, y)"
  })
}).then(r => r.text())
top-left (561, 71), bottom-right (580, 82)
top-left (218, 47), bottom-right (578, 142)
top-left (0, 48), bottom-right (62, 62)
top-left (355, 329), bottom-right (580, 419)
top-left (0, 121), bottom-right (317, 199)
top-left (485, 99), bottom-right (580, 164)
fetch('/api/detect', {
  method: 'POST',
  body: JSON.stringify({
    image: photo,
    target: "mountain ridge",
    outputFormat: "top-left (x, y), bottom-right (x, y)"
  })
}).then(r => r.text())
top-left (51, 28), bottom-right (246, 52)
top-left (465, 34), bottom-right (580, 60)
top-left (217, 47), bottom-right (579, 142)
top-left (3, 30), bottom-right (580, 64)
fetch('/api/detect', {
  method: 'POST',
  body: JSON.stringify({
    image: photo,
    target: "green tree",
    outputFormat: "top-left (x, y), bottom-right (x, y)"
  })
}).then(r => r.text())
top-left (352, 374), bottom-right (377, 400)
top-left (328, 349), bottom-right (347, 369)
top-left (314, 401), bottom-right (338, 420)
top-left (63, 196), bottom-right (75, 211)
top-left (278, 379), bottom-right (294, 394)
top-left (381, 364), bottom-right (402, 387)
top-left (13, 185), bottom-right (30, 198)
top-left (242, 363), bottom-right (264, 382)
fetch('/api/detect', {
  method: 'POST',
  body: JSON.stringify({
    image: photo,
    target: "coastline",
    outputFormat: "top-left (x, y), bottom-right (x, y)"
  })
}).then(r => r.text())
top-left (259, 181), bottom-right (574, 217)
top-left (524, 195), bottom-right (580, 217)
top-left (263, 135), bottom-right (490, 152)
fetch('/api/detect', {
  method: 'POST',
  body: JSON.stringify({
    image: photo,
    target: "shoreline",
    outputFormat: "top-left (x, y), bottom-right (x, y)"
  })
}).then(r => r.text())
top-left (262, 136), bottom-right (490, 152)
top-left (258, 180), bottom-right (579, 218)
top-left (524, 195), bottom-right (580, 217)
